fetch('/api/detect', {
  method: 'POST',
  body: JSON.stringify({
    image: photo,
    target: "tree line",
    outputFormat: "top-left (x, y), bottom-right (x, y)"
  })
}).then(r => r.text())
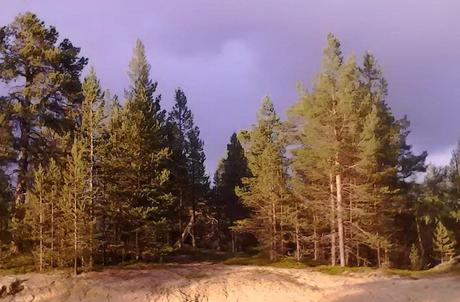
top-left (0, 13), bottom-right (458, 273)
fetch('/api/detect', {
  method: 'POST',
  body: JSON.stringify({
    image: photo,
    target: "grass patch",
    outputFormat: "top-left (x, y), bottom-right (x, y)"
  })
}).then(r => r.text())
top-left (164, 247), bottom-right (233, 263)
top-left (0, 254), bottom-right (35, 276)
top-left (313, 265), bottom-right (374, 275)
top-left (224, 256), bottom-right (314, 269)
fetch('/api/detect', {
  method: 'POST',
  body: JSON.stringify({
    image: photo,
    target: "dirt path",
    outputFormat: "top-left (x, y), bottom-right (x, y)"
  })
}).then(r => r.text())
top-left (1, 263), bottom-right (459, 302)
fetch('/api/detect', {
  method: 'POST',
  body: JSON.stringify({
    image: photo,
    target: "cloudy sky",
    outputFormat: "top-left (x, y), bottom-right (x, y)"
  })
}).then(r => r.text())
top-left (1, 0), bottom-right (459, 175)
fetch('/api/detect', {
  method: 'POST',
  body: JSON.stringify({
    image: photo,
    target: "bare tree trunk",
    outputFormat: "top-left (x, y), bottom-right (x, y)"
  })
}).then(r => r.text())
top-left (313, 215), bottom-right (318, 261)
top-left (51, 200), bottom-right (54, 268)
top-left (191, 202), bottom-right (196, 248)
top-left (191, 175), bottom-right (196, 249)
top-left (280, 204), bottom-right (284, 256)
top-left (415, 216), bottom-right (425, 266)
top-left (336, 173), bottom-right (345, 267)
top-left (60, 237), bottom-right (64, 267)
top-left (39, 191), bottom-right (43, 272)
top-left (135, 229), bottom-right (139, 261)
top-left (295, 201), bottom-right (300, 262)
top-left (356, 243), bottom-right (360, 267)
top-left (329, 172), bottom-right (336, 266)
top-left (12, 99), bottom-right (31, 252)
top-left (348, 189), bottom-right (353, 266)
top-left (179, 189), bottom-right (183, 248)
top-left (89, 125), bottom-right (94, 270)
top-left (271, 199), bottom-right (277, 261)
top-left (15, 108), bottom-right (30, 207)
top-left (231, 231), bottom-right (235, 253)
top-left (74, 182), bottom-right (78, 275)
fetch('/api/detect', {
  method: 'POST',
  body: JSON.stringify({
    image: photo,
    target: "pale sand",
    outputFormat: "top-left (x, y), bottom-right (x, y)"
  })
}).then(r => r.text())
top-left (1, 263), bottom-right (459, 302)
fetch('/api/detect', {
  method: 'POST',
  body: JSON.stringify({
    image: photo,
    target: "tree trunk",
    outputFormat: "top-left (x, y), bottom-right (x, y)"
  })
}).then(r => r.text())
top-left (295, 201), bottom-right (300, 261)
top-left (135, 229), bottom-right (140, 261)
top-left (231, 231), bottom-right (235, 253)
top-left (51, 200), bottom-right (54, 268)
top-left (179, 189), bottom-right (183, 248)
top-left (280, 204), bottom-right (284, 256)
top-left (348, 190), bottom-right (353, 266)
top-left (15, 111), bottom-right (30, 207)
top-left (271, 199), bottom-right (277, 261)
top-left (39, 191), bottom-right (43, 272)
top-left (74, 182), bottom-right (78, 275)
top-left (313, 215), bottom-right (318, 261)
top-left (191, 173), bottom-right (196, 249)
top-left (336, 173), bottom-right (345, 267)
top-left (12, 98), bottom-right (31, 252)
top-left (415, 215), bottom-right (425, 267)
top-left (356, 243), bottom-right (360, 267)
top-left (329, 172), bottom-right (336, 266)
top-left (89, 125), bottom-right (94, 269)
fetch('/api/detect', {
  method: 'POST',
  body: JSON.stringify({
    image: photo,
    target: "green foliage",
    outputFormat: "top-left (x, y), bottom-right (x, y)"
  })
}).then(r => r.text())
top-left (0, 12), bottom-right (87, 210)
top-left (0, 13), bottom-right (452, 274)
top-left (287, 34), bottom-right (426, 268)
top-left (236, 97), bottom-right (287, 260)
top-left (433, 221), bottom-right (456, 263)
top-left (167, 88), bottom-right (209, 248)
top-left (409, 244), bottom-right (421, 270)
top-left (99, 40), bottom-right (172, 259)
top-left (212, 133), bottom-right (252, 250)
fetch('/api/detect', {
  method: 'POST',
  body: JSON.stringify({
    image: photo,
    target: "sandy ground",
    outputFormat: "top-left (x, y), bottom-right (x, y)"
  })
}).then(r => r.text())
top-left (1, 263), bottom-right (459, 302)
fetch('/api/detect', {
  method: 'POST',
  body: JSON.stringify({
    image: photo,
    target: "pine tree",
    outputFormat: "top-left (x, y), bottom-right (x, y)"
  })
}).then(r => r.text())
top-left (24, 158), bottom-right (64, 270)
top-left (99, 40), bottom-right (170, 260)
top-left (80, 67), bottom-right (105, 268)
top-left (186, 126), bottom-right (209, 247)
top-left (289, 34), bottom-right (359, 266)
top-left (433, 220), bottom-right (456, 263)
top-left (62, 139), bottom-right (89, 274)
top-left (236, 97), bottom-right (287, 260)
top-left (167, 88), bottom-right (209, 248)
top-left (46, 159), bottom-right (61, 268)
top-left (0, 110), bottom-right (14, 254)
top-left (213, 133), bottom-right (251, 250)
top-left (24, 165), bottom-right (47, 271)
top-left (167, 88), bottom-right (194, 247)
top-left (0, 13), bottom-right (87, 247)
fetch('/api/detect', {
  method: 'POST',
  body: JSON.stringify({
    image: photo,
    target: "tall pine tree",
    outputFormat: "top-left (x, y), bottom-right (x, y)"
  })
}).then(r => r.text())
top-left (0, 13), bottom-right (86, 249)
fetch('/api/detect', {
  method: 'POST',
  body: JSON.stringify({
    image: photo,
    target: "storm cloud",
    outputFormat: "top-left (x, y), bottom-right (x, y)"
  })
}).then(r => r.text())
top-left (1, 0), bottom-right (459, 174)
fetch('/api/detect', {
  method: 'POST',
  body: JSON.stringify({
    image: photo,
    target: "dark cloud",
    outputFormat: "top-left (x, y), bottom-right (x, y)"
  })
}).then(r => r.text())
top-left (1, 0), bottom-right (459, 173)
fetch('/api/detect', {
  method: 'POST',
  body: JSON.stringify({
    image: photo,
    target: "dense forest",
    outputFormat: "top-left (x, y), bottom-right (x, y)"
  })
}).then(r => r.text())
top-left (0, 13), bottom-right (458, 274)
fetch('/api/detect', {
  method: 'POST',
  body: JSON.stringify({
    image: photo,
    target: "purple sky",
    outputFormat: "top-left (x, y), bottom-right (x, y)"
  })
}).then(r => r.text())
top-left (2, 0), bottom-right (460, 175)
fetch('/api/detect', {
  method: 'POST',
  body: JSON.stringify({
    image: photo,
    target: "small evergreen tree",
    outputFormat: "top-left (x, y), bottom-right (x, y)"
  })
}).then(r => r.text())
top-left (80, 66), bottom-right (105, 268)
top-left (433, 221), bottom-right (456, 263)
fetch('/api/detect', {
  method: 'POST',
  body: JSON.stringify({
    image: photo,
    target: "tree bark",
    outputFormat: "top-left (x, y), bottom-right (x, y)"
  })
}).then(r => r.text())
top-left (313, 215), bottom-right (318, 261)
top-left (89, 120), bottom-right (94, 269)
top-left (39, 190), bottom-right (43, 272)
top-left (179, 189), bottom-right (183, 248)
top-left (280, 204), bottom-right (284, 256)
top-left (295, 201), bottom-right (300, 261)
top-left (336, 173), bottom-right (345, 267)
top-left (271, 199), bottom-right (277, 261)
top-left (51, 199), bottom-right (54, 268)
top-left (329, 172), bottom-right (336, 266)
top-left (73, 180), bottom-right (78, 275)
top-left (415, 215), bottom-right (425, 267)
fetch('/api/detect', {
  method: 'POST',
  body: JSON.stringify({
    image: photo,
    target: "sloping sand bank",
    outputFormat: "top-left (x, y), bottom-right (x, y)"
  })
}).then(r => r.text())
top-left (1, 263), bottom-right (459, 302)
